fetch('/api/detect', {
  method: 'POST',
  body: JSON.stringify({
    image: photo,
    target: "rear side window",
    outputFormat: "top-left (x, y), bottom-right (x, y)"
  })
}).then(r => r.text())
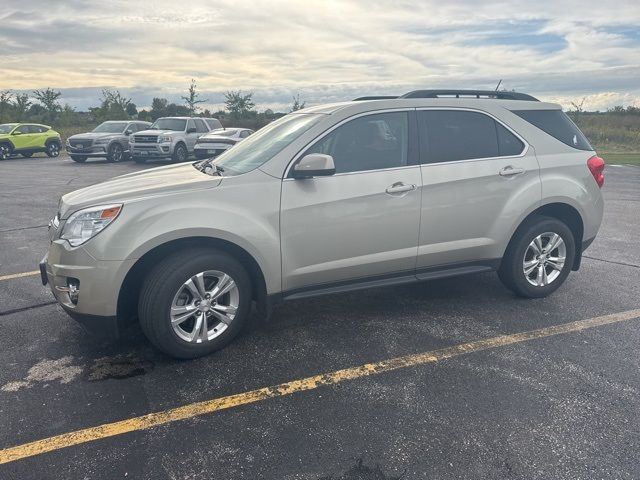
top-left (418, 110), bottom-right (524, 163)
top-left (513, 110), bottom-right (592, 151)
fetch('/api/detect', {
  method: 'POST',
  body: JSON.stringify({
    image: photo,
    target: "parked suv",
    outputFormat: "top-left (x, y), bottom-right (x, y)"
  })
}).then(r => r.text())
top-left (0, 123), bottom-right (61, 160)
top-left (130, 117), bottom-right (221, 163)
top-left (41, 90), bottom-right (604, 358)
top-left (66, 120), bottom-right (151, 163)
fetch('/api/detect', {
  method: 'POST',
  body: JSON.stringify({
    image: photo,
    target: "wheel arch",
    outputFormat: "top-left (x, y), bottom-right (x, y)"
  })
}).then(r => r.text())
top-left (504, 202), bottom-right (584, 271)
top-left (117, 236), bottom-right (268, 325)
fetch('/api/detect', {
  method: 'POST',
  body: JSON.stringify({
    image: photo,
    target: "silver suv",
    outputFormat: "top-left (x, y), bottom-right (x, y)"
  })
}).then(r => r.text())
top-left (66, 120), bottom-right (151, 163)
top-left (41, 90), bottom-right (605, 358)
top-left (130, 117), bottom-right (222, 163)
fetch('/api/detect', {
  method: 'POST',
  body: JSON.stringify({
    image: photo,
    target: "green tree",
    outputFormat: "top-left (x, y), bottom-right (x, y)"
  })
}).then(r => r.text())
top-left (150, 97), bottom-right (169, 120)
top-left (181, 79), bottom-right (207, 115)
top-left (33, 88), bottom-right (62, 114)
top-left (290, 93), bottom-right (306, 112)
top-left (0, 90), bottom-right (13, 122)
top-left (126, 103), bottom-right (138, 117)
top-left (224, 90), bottom-right (255, 118)
top-left (12, 93), bottom-right (32, 119)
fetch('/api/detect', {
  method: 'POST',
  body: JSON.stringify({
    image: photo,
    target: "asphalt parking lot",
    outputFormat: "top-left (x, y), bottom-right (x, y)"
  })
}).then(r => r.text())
top-left (0, 154), bottom-right (639, 479)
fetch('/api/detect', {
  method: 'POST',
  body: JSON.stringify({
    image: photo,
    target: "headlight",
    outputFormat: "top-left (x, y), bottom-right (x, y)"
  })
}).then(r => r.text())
top-left (129, 136), bottom-right (135, 143)
top-left (158, 135), bottom-right (172, 143)
top-left (60, 204), bottom-right (122, 246)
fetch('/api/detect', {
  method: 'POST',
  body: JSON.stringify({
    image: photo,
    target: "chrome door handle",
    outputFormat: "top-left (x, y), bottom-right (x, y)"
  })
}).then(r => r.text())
top-left (499, 166), bottom-right (525, 177)
top-left (385, 182), bottom-right (417, 195)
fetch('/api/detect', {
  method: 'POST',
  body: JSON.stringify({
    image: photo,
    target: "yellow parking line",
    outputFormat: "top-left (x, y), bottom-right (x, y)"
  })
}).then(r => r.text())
top-left (1, 308), bottom-right (639, 465)
top-left (0, 270), bottom-right (40, 281)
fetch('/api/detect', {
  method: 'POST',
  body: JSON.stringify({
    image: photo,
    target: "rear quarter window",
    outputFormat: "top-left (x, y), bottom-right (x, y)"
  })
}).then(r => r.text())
top-left (513, 110), bottom-right (592, 151)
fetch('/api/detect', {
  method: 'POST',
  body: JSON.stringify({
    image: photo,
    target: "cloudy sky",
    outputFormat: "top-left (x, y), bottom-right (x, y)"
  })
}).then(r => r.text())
top-left (1, 0), bottom-right (639, 112)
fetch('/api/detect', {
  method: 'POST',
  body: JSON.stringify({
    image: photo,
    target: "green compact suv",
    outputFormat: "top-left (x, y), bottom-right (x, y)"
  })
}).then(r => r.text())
top-left (0, 123), bottom-right (62, 160)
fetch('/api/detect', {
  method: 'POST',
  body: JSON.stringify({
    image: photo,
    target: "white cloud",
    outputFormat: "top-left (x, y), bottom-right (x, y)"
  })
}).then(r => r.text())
top-left (1, 0), bottom-right (639, 111)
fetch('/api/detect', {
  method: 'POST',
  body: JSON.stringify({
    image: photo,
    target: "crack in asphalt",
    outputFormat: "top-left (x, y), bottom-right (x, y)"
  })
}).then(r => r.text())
top-left (0, 224), bottom-right (48, 233)
top-left (0, 301), bottom-right (57, 317)
top-left (583, 255), bottom-right (640, 269)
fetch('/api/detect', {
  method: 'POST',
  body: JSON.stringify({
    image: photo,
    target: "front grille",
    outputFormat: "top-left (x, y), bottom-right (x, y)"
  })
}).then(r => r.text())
top-left (134, 135), bottom-right (158, 143)
top-left (70, 139), bottom-right (92, 148)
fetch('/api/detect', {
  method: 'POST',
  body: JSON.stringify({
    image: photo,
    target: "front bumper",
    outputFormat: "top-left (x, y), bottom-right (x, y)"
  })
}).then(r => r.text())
top-left (131, 142), bottom-right (172, 158)
top-left (40, 241), bottom-right (135, 338)
top-left (66, 145), bottom-right (110, 157)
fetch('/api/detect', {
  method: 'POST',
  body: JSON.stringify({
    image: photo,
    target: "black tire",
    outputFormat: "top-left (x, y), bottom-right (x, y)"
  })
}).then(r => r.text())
top-left (0, 143), bottom-right (12, 160)
top-left (133, 155), bottom-right (147, 164)
top-left (106, 143), bottom-right (124, 162)
top-left (45, 140), bottom-right (61, 158)
top-left (21, 152), bottom-right (33, 158)
top-left (171, 143), bottom-right (188, 163)
top-left (70, 155), bottom-right (87, 163)
top-left (138, 249), bottom-right (252, 359)
top-left (498, 216), bottom-right (575, 298)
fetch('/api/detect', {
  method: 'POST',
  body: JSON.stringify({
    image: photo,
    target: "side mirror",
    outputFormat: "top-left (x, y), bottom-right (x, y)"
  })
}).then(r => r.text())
top-left (292, 154), bottom-right (336, 179)
top-left (187, 127), bottom-right (197, 134)
top-left (12, 131), bottom-right (21, 135)
top-left (124, 129), bottom-right (133, 136)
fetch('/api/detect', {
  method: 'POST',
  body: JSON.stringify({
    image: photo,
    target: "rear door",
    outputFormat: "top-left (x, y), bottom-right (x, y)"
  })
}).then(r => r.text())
top-left (280, 110), bottom-right (422, 292)
top-left (415, 108), bottom-right (541, 273)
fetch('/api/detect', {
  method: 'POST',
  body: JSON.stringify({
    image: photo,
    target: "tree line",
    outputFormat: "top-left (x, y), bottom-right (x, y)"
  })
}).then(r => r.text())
top-left (0, 79), bottom-right (307, 131)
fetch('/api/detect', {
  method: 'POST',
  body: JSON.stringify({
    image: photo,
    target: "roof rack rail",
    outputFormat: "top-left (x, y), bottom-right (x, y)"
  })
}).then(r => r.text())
top-left (353, 96), bottom-right (398, 101)
top-left (400, 90), bottom-right (539, 101)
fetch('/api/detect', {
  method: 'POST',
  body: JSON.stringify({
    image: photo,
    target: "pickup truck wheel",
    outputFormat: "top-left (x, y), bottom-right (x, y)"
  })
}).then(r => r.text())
top-left (107, 143), bottom-right (124, 162)
top-left (70, 155), bottom-right (87, 163)
top-left (0, 143), bottom-right (12, 160)
top-left (498, 216), bottom-right (575, 298)
top-left (138, 249), bottom-right (252, 359)
top-left (45, 140), bottom-right (61, 158)
top-left (172, 143), bottom-right (188, 163)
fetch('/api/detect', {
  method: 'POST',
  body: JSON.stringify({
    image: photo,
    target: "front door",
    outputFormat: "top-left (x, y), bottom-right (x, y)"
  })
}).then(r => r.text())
top-left (280, 111), bottom-right (422, 293)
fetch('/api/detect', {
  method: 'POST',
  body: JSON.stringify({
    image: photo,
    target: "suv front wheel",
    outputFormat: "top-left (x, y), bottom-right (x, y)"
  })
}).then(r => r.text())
top-left (138, 249), bottom-right (252, 358)
top-left (498, 216), bottom-right (575, 298)
top-left (172, 143), bottom-right (188, 163)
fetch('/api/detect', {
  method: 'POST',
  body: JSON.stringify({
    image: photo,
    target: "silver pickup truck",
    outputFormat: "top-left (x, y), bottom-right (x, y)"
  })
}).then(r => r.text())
top-left (130, 117), bottom-right (222, 163)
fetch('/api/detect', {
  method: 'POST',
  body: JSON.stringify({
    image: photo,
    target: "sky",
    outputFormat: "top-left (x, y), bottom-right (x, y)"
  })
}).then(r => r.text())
top-left (1, 0), bottom-right (639, 112)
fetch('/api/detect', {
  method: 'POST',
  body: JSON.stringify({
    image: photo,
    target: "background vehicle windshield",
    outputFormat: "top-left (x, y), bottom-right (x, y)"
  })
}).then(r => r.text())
top-left (0, 124), bottom-right (17, 134)
top-left (210, 114), bottom-right (321, 176)
top-left (150, 119), bottom-right (187, 131)
top-left (208, 129), bottom-right (238, 137)
top-left (92, 122), bottom-right (128, 133)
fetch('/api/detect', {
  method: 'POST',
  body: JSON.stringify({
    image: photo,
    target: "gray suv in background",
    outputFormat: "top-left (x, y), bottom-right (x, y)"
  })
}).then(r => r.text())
top-left (66, 121), bottom-right (151, 163)
top-left (42, 90), bottom-right (604, 359)
top-left (130, 117), bottom-right (222, 163)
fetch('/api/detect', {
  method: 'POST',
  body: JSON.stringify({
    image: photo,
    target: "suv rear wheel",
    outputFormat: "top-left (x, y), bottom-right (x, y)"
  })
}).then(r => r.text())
top-left (498, 216), bottom-right (575, 298)
top-left (138, 249), bottom-right (252, 358)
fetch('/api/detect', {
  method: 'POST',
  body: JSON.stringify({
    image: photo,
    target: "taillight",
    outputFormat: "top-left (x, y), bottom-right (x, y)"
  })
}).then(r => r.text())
top-left (587, 155), bottom-right (605, 188)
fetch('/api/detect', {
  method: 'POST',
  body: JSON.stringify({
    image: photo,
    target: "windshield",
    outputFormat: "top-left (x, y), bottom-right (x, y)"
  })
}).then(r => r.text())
top-left (202, 114), bottom-right (322, 176)
top-left (0, 124), bottom-right (17, 134)
top-left (150, 118), bottom-right (187, 131)
top-left (92, 122), bottom-right (128, 133)
top-left (209, 129), bottom-right (238, 137)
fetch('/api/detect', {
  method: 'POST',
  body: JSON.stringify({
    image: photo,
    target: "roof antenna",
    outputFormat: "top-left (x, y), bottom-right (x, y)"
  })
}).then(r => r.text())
top-left (495, 79), bottom-right (502, 91)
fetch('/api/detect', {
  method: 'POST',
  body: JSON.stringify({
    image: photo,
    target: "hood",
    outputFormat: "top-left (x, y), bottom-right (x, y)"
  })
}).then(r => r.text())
top-left (60, 163), bottom-right (221, 218)
top-left (135, 129), bottom-right (177, 136)
top-left (68, 132), bottom-right (120, 141)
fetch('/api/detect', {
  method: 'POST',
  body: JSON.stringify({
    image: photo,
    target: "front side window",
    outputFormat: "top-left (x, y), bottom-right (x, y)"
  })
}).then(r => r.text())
top-left (419, 110), bottom-right (524, 163)
top-left (0, 124), bottom-right (17, 134)
top-left (304, 112), bottom-right (409, 174)
top-left (194, 119), bottom-right (208, 133)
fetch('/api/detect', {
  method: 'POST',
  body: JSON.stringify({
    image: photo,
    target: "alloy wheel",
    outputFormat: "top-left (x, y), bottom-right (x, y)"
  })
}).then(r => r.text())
top-left (0, 145), bottom-right (10, 160)
top-left (522, 232), bottom-right (566, 287)
top-left (170, 270), bottom-right (239, 343)
top-left (47, 143), bottom-right (60, 157)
